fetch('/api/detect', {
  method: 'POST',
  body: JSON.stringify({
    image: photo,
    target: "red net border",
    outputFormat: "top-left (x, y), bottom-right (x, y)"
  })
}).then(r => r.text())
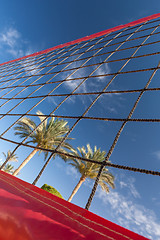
top-left (1, 13), bottom-right (160, 67)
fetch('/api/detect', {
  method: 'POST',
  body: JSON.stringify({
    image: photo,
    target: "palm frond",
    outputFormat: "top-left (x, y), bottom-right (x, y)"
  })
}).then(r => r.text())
top-left (67, 144), bottom-right (115, 194)
top-left (2, 150), bottom-right (18, 162)
top-left (2, 163), bottom-right (14, 174)
top-left (14, 111), bottom-right (74, 168)
top-left (36, 111), bottom-right (48, 128)
top-left (98, 180), bottom-right (110, 193)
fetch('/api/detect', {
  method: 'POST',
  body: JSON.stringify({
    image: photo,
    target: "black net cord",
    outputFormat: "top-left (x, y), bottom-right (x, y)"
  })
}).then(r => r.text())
top-left (85, 24), bottom-right (160, 210)
top-left (0, 34), bottom-right (109, 168)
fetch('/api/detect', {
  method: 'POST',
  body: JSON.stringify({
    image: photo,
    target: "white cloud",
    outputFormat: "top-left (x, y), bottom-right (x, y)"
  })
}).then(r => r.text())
top-left (64, 61), bottom-right (110, 92)
top-left (94, 62), bottom-right (110, 80)
top-left (60, 61), bottom-right (87, 105)
top-left (96, 177), bottom-right (160, 240)
top-left (0, 27), bottom-right (35, 60)
top-left (64, 79), bottom-right (87, 105)
top-left (119, 177), bottom-right (140, 199)
top-left (64, 61), bottom-right (87, 93)
top-left (66, 165), bottom-right (79, 179)
top-left (64, 79), bottom-right (83, 92)
top-left (63, 62), bottom-right (111, 108)
top-left (7, 48), bottom-right (24, 58)
top-left (0, 28), bottom-right (20, 48)
top-left (153, 151), bottom-right (160, 160)
top-left (54, 160), bottom-right (64, 169)
top-left (107, 106), bottom-right (117, 114)
top-left (21, 58), bottom-right (40, 76)
top-left (47, 96), bottom-right (58, 106)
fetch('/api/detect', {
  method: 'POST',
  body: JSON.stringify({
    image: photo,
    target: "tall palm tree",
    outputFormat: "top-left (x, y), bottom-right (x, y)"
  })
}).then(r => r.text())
top-left (68, 144), bottom-right (115, 202)
top-left (0, 150), bottom-right (18, 170)
top-left (13, 111), bottom-right (74, 176)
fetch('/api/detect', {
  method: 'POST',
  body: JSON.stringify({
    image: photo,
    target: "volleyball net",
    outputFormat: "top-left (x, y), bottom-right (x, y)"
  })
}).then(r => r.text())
top-left (0, 13), bottom-right (160, 210)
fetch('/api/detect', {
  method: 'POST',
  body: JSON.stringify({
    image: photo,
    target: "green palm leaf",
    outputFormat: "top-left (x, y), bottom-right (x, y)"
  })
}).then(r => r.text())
top-left (68, 144), bottom-right (115, 202)
top-left (13, 111), bottom-right (75, 176)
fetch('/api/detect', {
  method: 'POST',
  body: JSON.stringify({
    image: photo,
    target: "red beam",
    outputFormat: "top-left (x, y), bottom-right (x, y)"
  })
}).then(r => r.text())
top-left (0, 170), bottom-right (149, 239)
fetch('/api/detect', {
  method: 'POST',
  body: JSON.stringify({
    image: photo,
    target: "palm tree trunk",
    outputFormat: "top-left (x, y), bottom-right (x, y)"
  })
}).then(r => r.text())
top-left (12, 148), bottom-right (38, 176)
top-left (68, 176), bottom-right (86, 202)
top-left (0, 158), bottom-right (9, 170)
top-left (32, 153), bottom-right (53, 185)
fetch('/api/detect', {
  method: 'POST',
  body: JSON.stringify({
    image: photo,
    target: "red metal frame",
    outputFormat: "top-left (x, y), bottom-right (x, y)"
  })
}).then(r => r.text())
top-left (0, 13), bottom-right (160, 67)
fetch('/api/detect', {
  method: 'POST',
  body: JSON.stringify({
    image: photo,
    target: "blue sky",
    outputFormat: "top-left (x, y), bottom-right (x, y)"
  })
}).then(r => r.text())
top-left (0, 1), bottom-right (160, 239)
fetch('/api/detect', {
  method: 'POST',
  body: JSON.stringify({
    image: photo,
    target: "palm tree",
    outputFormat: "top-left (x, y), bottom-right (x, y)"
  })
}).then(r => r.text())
top-left (0, 150), bottom-right (18, 174)
top-left (2, 164), bottom-right (15, 174)
top-left (13, 111), bottom-right (74, 176)
top-left (0, 150), bottom-right (18, 170)
top-left (67, 144), bottom-right (115, 202)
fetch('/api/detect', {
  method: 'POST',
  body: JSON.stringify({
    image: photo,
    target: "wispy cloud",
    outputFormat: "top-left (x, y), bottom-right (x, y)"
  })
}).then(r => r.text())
top-left (0, 28), bottom-right (20, 48)
top-left (47, 96), bottom-right (58, 106)
top-left (96, 176), bottom-right (160, 240)
top-left (66, 165), bottom-right (80, 179)
top-left (59, 60), bottom-right (86, 105)
top-left (119, 177), bottom-right (140, 199)
top-left (0, 27), bottom-right (23, 58)
top-left (21, 57), bottom-right (40, 76)
top-left (153, 150), bottom-right (160, 160)
top-left (0, 27), bottom-right (35, 60)
top-left (96, 92), bottom-right (124, 115)
top-left (64, 79), bottom-right (85, 92)
top-left (63, 61), bottom-right (87, 93)
top-left (63, 61), bottom-right (112, 107)
top-left (93, 62), bottom-right (110, 80)
top-left (85, 62), bottom-right (126, 115)
top-left (54, 160), bottom-right (80, 180)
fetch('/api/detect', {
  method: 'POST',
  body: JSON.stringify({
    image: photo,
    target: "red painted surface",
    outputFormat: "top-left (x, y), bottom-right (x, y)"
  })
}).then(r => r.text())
top-left (0, 170), bottom-right (148, 240)
top-left (0, 13), bottom-right (160, 67)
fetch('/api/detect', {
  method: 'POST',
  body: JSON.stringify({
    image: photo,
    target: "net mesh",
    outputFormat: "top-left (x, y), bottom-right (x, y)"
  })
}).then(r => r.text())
top-left (0, 16), bottom-right (160, 209)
